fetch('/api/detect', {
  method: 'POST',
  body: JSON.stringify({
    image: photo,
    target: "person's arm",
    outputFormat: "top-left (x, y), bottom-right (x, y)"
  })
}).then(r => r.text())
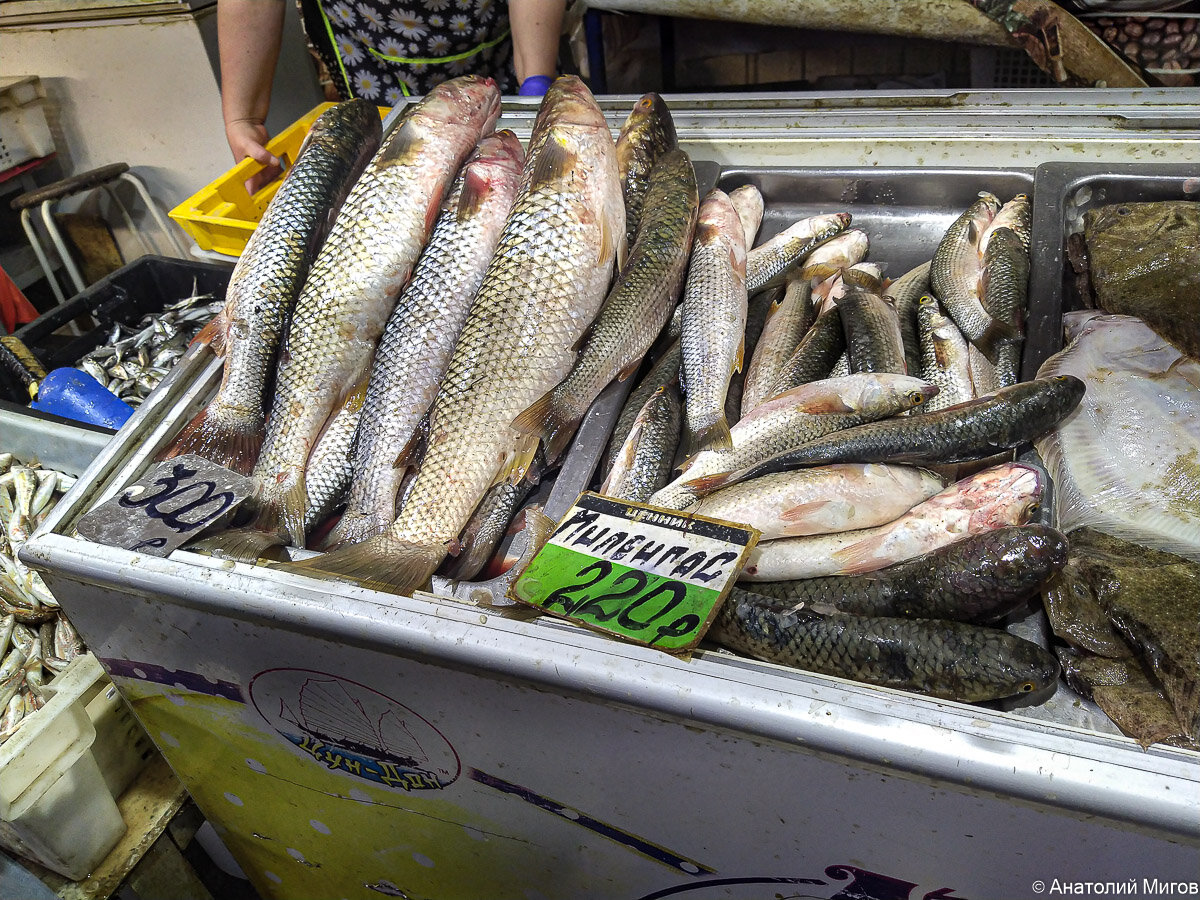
top-left (218, 0), bottom-right (286, 174)
top-left (509, 0), bottom-right (565, 89)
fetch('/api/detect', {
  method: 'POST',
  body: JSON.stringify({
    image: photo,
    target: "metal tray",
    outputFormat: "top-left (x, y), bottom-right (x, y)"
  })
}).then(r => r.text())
top-left (1024, 162), bottom-right (1200, 377)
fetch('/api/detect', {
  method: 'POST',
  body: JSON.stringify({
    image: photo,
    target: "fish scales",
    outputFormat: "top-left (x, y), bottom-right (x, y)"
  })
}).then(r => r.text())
top-left (437, 470), bottom-right (539, 583)
top-left (680, 189), bottom-right (748, 458)
top-left (765, 307), bottom-right (846, 400)
top-left (839, 281), bottom-right (907, 375)
top-left (916, 295), bottom-right (975, 413)
top-left (512, 148), bottom-right (698, 463)
top-left (250, 76), bottom-right (500, 546)
top-left (602, 340), bottom-right (682, 477)
top-left (711, 593), bottom-right (1060, 703)
top-left (615, 92), bottom-right (676, 246)
top-left (716, 375), bottom-right (1084, 490)
top-left (742, 524), bottom-right (1067, 624)
top-left (328, 131), bottom-right (524, 548)
top-left (600, 385), bottom-right (681, 503)
top-left (649, 373), bottom-right (937, 511)
top-left (296, 76), bottom-right (623, 593)
top-left (166, 100), bottom-right (381, 474)
top-left (745, 213), bottom-right (852, 294)
top-left (980, 225), bottom-right (1029, 388)
top-left (739, 462), bottom-right (1045, 581)
top-left (884, 259), bottom-right (931, 379)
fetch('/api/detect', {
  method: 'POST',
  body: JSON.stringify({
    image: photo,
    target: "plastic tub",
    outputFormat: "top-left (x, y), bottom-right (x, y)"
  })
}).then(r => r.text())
top-left (169, 103), bottom-right (390, 257)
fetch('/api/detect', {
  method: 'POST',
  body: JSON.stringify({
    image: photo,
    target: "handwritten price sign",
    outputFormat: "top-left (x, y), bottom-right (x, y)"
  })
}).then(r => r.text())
top-left (76, 455), bottom-right (254, 556)
top-left (508, 492), bottom-right (759, 653)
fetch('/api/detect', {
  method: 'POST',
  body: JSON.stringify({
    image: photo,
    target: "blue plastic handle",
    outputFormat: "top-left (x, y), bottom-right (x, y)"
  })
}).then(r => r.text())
top-left (31, 368), bottom-right (134, 430)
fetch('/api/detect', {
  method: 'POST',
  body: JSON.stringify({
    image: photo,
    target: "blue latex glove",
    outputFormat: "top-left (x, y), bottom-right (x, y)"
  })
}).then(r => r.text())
top-left (518, 75), bottom-right (553, 96)
top-left (31, 368), bottom-right (134, 430)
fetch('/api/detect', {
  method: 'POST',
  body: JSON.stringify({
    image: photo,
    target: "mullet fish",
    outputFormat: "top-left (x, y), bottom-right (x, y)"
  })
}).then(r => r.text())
top-left (326, 130), bottom-right (525, 549)
top-left (166, 100), bottom-right (381, 474)
top-left (615, 92), bottom-right (676, 246)
top-left (247, 76), bottom-right (501, 547)
top-left (296, 76), bottom-right (623, 594)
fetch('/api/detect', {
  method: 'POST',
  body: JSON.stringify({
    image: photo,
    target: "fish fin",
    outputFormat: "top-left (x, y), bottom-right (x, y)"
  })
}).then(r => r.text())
top-left (189, 310), bottom-right (227, 356)
top-left (495, 435), bottom-right (543, 487)
top-left (778, 499), bottom-right (833, 524)
top-left (681, 470), bottom-right (735, 498)
top-left (616, 357), bottom-right (642, 381)
top-left (801, 261), bottom-right (843, 282)
top-left (191, 527), bottom-right (287, 563)
top-left (830, 533), bottom-right (889, 574)
top-left (733, 338), bottom-right (745, 375)
top-left (511, 389), bottom-right (579, 465)
top-left (392, 428), bottom-right (424, 470)
top-left (599, 419), bottom-right (645, 495)
top-left (529, 136), bottom-right (574, 189)
top-left (288, 534), bottom-right (446, 595)
top-left (683, 416), bottom-right (732, 459)
top-left (457, 166), bottom-right (490, 222)
top-left (162, 404), bottom-right (264, 476)
top-left (972, 316), bottom-right (1021, 362)
top-left (840, 267), bottom-right (882, 291)
top-left (598, 213), bottom-right (619, 268)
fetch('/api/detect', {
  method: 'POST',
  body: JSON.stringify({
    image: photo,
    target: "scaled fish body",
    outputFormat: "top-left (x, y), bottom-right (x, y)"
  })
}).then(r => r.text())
top-left (745, 213), bottom-right (852, 293)
top-left (692, 463), bottom-right (944, 540)
top-left (599, 385), bottom-right (682, 503)
top-left (602, 340), bottom-right (682, 477)
top-left (884, 259), bottom-right (931, 380)
top-left (615, 92), bottom-right (677, 246)
top-left (327, 131), bottom-right (524, 549)
top-left (765, 307), bottom-right (846, 400)
top-left (739, 461), bottom-right (1044, 580)
top-left (166, 100), bottom-right (382, 474)
top-left (711, 594), bottom-right (1060, 703)
top-left (741, 229), bottom-right (869, 417)
top-left (296, 77), bottom-right (623, 594)
top-left (513, 148), bottom-right (698, 462)
top-left (649, 373), bottom-right (937, 511)
top-left (931, 192), bottom-right (1014, 357)
top-left (680, 189), bottom-right (748, 457)
top-left (728, 184), bottom-right (764, 250)
top-left (251, 77), bottom-right (501, 546)
top-left (839, 276), bottom-right (907, 375)
top-left (916, 294), bottom-right (974, 412)
top-left (742, 524), bottom-right (1067, 624)
top-left (715, 375), bottom-right (1084, 490)
top-left (980, 225), bottom-right (1029, 387)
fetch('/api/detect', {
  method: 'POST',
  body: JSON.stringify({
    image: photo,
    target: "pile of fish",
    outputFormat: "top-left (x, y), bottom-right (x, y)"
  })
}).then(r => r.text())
top-left (76, 289), bottom-right (225, 407)
top-left (583, 175), bottom-right (1084, 704)
top-left (147, 80), bottom-right (1098, 708)
top-left (0, 454), bottom-right (86, 745)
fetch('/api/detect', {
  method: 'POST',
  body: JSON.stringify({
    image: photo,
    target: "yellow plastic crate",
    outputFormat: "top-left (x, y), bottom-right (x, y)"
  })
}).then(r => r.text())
top-left (170, 103), bottom-right (389, 257)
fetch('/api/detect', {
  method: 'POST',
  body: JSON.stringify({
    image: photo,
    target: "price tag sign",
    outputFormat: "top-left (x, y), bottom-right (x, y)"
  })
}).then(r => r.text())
top-left (508, 492), bottom-right (759, 653)
top-left (75, 455), bottom-right (254, 557)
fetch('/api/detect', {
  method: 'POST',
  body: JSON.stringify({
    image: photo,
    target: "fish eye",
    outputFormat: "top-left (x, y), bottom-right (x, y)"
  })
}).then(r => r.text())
top-left (908, 391), bottom-right (926, 404)
top-left (1019, 681), bottom-right (1036, 693)
top-left (1023, 502), bottom-right (1041, 520)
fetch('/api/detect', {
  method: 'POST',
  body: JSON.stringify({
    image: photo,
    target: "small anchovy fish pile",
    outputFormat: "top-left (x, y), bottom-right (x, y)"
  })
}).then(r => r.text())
top-left (76, 288), bottom-right (224, 407)
top-left (0, 454), bottom-right (86, 745)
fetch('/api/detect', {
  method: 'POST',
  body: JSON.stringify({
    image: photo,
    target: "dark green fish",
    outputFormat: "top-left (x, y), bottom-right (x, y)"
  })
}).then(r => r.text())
top-left (838, 275), bottom-right (907, 375)
top-left (884, 259), bottom-right (931, 380)
top-left (1042, 555), bottom-right (1131, 658)
top-left (712, 375), bottom-right (1084, 490)
top-left (615, 92), bottom-right (677, 246)
top-left (739, 524), bottom-right (1067, 625)
top-left (710, 593), bottom-right (1061, 703)
top-left (980, 225), bottom-right (1028, 388)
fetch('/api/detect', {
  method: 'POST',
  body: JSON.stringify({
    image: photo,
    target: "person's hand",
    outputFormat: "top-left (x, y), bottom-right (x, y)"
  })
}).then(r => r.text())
top-left (226, 118), bottom-right (282, 195)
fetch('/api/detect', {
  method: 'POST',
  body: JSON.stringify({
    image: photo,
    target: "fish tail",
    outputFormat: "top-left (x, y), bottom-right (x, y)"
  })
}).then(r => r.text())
top-left (973, 316), bottom-right (1022, 362)
top-left (191, 527), bottom-right (288, 563)
top-left (289, 534), bottom-right (446, 595)
top-left (253, 467), bottom-right (308, 547)
top-left (682, 470), bottom-right (734, 499)
top-left (163, 403), bottom-right (264, 476)
top-left (683, 415), bottom-right (732, 459)
top-left (319, 507), bottom-right (393, 551)
top-left (510, 390), bottom-right (580, 465)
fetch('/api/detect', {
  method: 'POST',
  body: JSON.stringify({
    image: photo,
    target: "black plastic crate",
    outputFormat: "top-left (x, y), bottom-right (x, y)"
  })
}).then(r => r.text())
top-left (11, 255), bottom-right (232, 374)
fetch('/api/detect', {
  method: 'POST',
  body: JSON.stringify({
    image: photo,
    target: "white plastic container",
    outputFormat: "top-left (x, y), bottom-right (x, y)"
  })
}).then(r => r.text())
top-left (0, 654), bottom-right (127, 880)
top-left (0, 76), bottom-right (55, 170)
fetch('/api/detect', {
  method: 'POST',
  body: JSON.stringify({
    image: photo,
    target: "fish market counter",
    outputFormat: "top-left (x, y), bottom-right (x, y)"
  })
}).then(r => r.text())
top-left (18, 92), bottom-right (1200, 900)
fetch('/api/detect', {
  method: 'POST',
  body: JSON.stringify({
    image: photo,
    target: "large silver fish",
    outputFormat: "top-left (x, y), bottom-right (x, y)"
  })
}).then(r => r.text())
top-left (326, 131), bottom-right (525, 549)
top-left (166, 100), bottom-right (381, 474)
top-left (297, 76), bottom-right (624, 593)
top-left (513, 148), bottom-right (697, 463)
top-left (615, 92), bottom-right (676, 246)
top-left (248, 76), bottom-right (500, 546)
top-left (599, 385), bottom-right (682, 503)
top-left (680, 189), bottom-right (748, 457)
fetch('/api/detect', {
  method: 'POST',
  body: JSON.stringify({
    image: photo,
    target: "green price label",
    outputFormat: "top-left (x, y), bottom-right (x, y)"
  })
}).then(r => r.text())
top-left (508, 492), bottom-right (759, 653)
